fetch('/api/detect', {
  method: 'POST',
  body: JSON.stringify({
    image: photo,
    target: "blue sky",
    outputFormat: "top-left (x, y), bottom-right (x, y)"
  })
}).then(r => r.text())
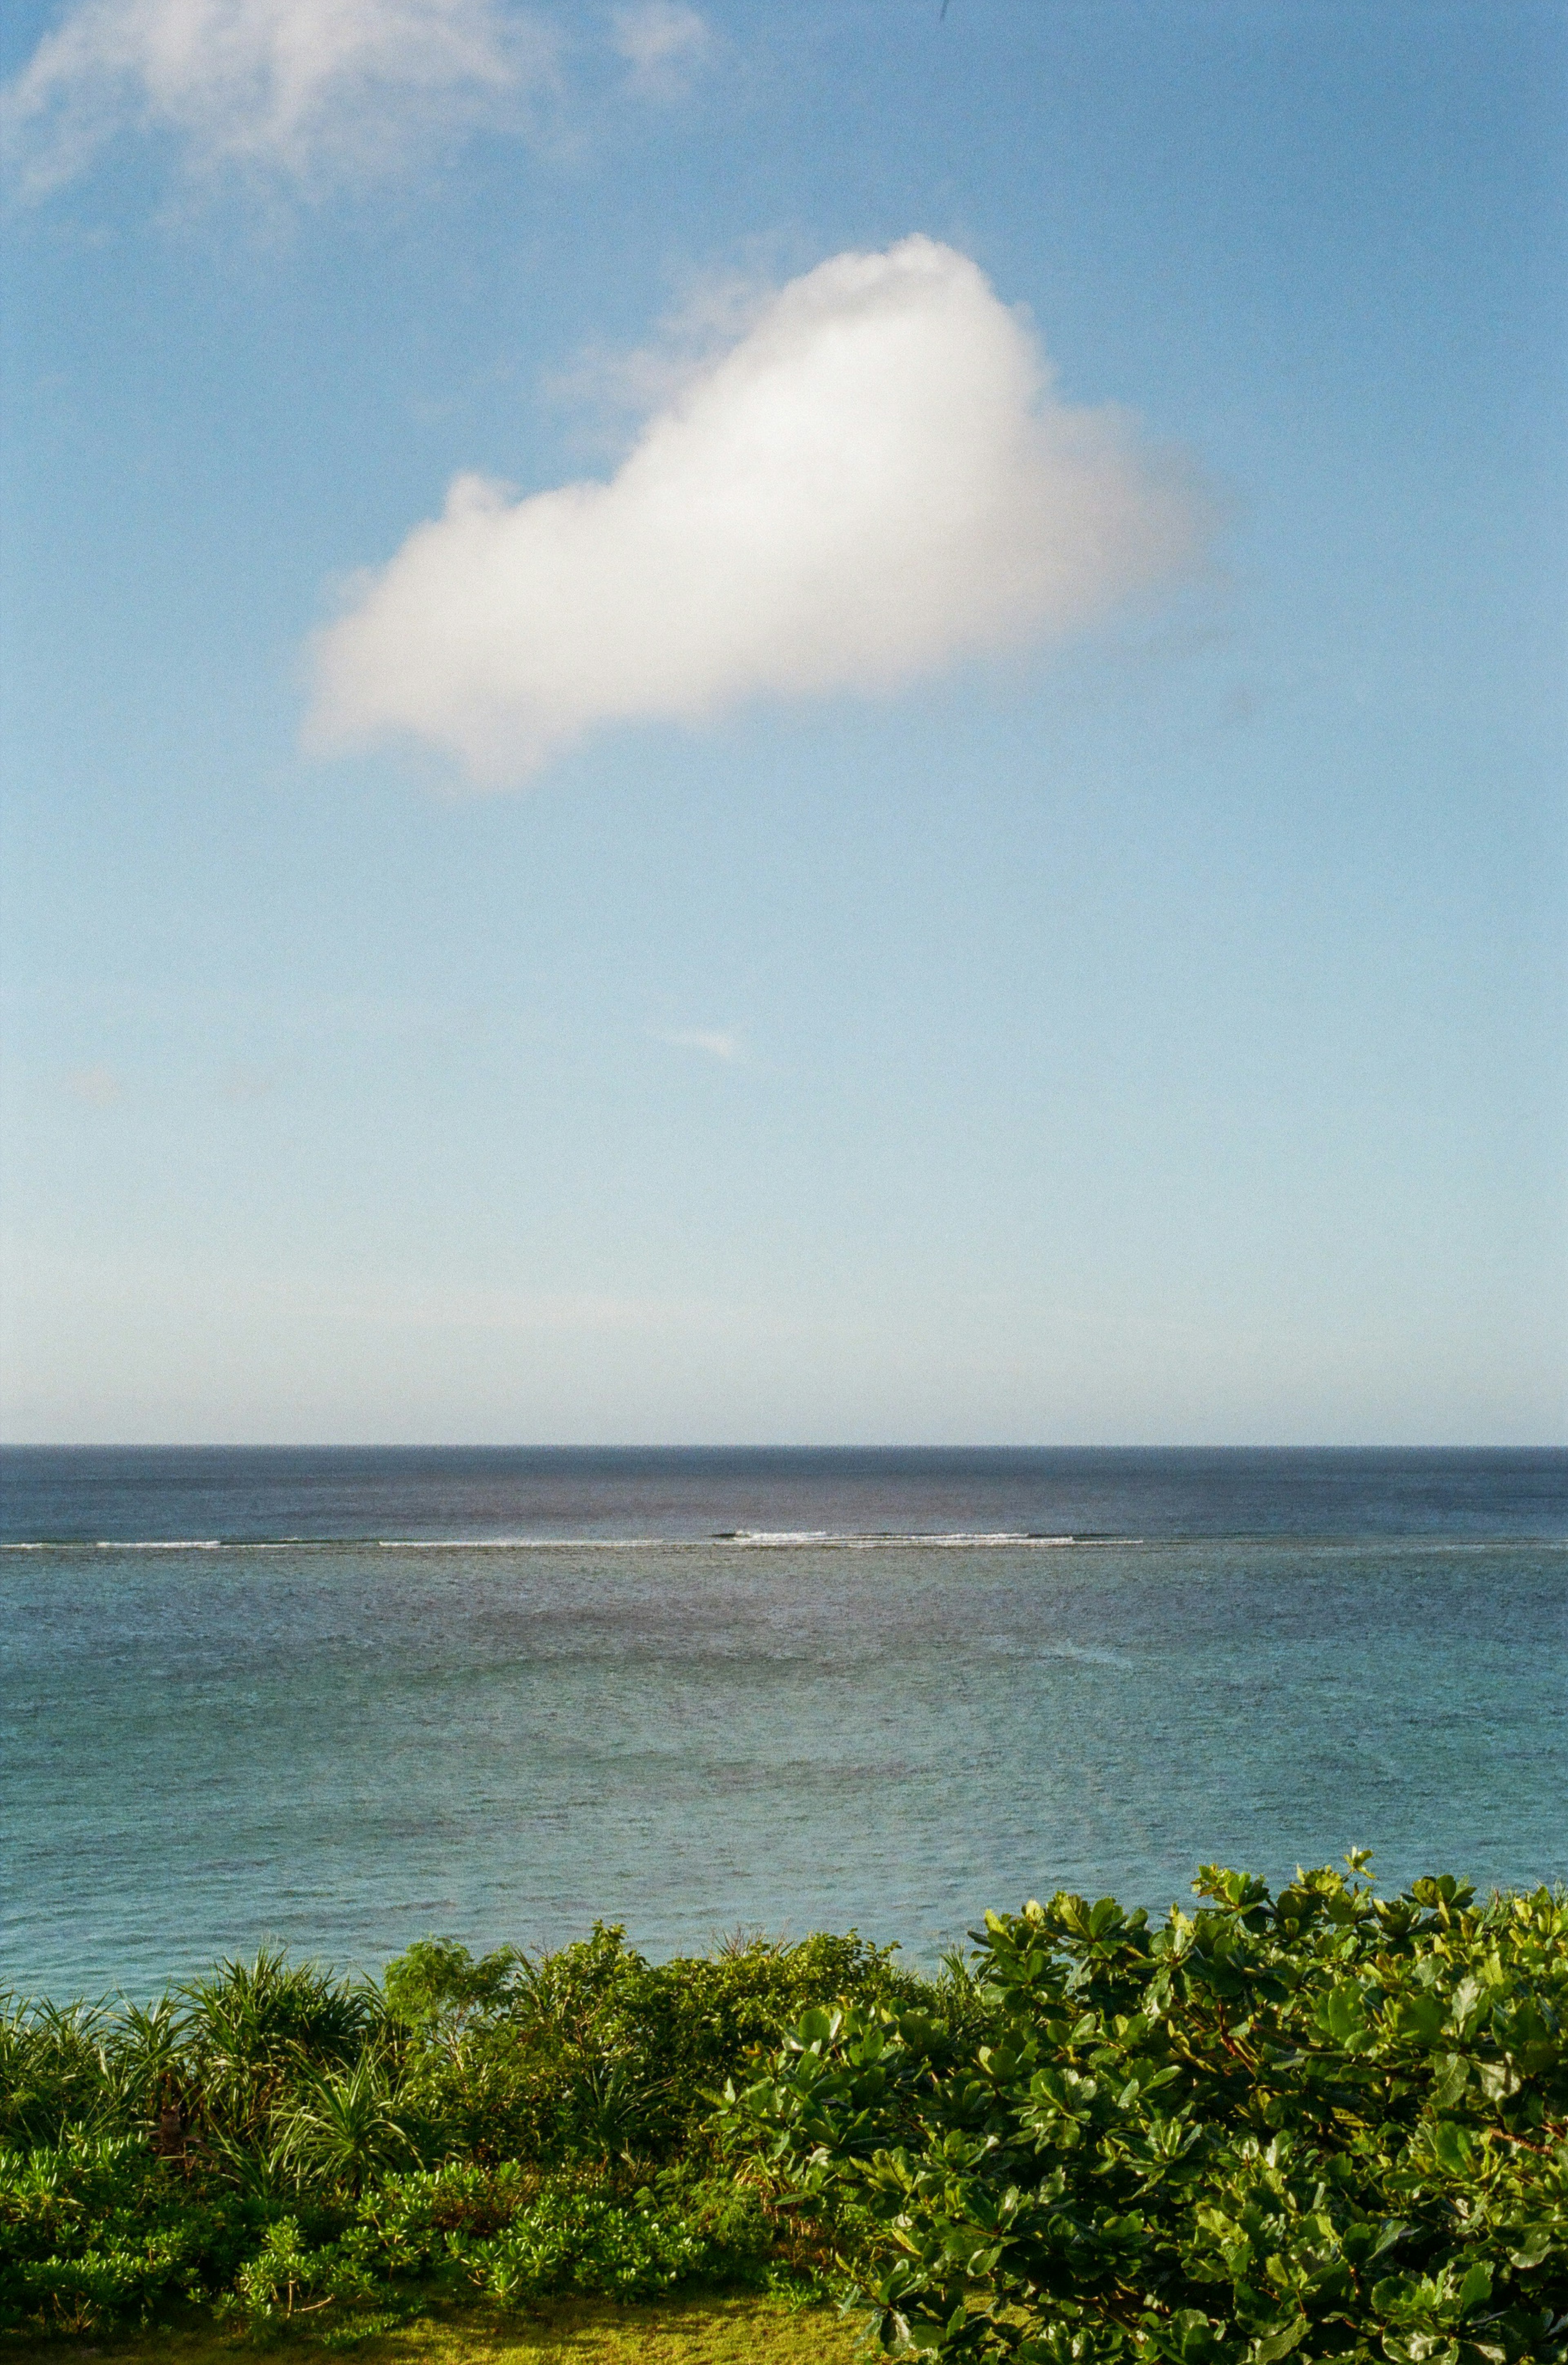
top-left (0, 0), bottom-right (1563, 1443)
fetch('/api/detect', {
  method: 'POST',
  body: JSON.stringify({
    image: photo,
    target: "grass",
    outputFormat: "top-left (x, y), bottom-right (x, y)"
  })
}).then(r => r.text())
top-left (0, 2294), bottom-right (865, 2365)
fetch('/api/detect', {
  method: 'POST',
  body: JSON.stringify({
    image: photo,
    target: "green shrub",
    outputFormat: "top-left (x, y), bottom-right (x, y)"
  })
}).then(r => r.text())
top-left (722, 1862), bottom-right (1568, 2363)
top-left (459, 2169), bottom-right (773, 2307)
top-left (0, 2135), bottom-right (223, 2334)
top-left (0, 2002), bottom-right (129, 2150)
top-left (463, 2182), bottom-right (703, 2305)
top-left (4, 1868), bottom-right (1557, 2354)
top-left (273, 2054), bottom-right (423, 2194)
top-left (350, 2159), bottom-right (539, 2276)
top-left (390, 1921), bottom-right (915, 2171)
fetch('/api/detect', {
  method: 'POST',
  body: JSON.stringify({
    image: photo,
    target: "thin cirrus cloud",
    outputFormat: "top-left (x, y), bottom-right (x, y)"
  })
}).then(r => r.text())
top-left (610, 1), bottom-right (709, 98)
top-left (650, 1027), bottom-right (744, 1062)
top-left (0, 0), bottom-right (687, 190)
top-left (310, 236), bottom-right (1213, 788)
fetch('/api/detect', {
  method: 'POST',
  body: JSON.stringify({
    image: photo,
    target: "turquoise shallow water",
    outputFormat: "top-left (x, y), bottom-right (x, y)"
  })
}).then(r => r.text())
top-left (2, 1450), bottom-right (1563, 1998)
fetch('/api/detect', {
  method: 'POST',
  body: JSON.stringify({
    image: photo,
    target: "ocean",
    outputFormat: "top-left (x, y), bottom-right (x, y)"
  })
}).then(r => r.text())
top-left (2, 1447), bottom-right (1563, 1999)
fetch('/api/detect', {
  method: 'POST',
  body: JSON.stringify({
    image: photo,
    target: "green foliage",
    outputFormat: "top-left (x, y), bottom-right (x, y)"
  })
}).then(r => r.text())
top-left (203, 2163), bottom-right (773, 2329)
top-left (0, 2133), bottom-right (225, 2335)
top-left (274, 2055), bottom-right (423, 2195)
top-left (0, 1921), bottom-right (898, 2336)
top-left (722, 1861), bottom-right (1568, 2363)
top-left (180, 1948), bottom-right (378, 2159)
top-left (382, 1941), bottom-right (520, 2041)
top-left (0, 2003), bottom-right (128, 2151)
top-left (386, 1920), bottom-right (918, 2171)
top-left (224, 2213), bottom-right (389, 2326)
top-left (4, 1867), bottom-right (1560, 2356)
top-left (350, 2161), bottom-right (540, 2276)
top-left (459, 2173), bottom-right (759, 2307)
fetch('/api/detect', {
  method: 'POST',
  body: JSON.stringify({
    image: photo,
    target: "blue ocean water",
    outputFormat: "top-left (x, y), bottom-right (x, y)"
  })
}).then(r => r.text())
top-left (1, 1448), bottom-right (1563, 1998)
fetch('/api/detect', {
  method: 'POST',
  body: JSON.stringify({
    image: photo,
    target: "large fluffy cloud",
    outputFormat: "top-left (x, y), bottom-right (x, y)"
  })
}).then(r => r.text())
top-left (311, 237), bottom-right (1209, 784)
top-left (2, 0), bottom-right (558, 188)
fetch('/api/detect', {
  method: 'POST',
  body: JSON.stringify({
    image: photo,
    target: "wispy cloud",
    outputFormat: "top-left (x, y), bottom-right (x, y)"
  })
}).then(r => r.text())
top-left (650, 1026), bottom-right (744, 1062)
top-left (542, 265), bottom-right (768, 439)
top-left (311, 236), bottom-right (1212, 786)
top-left (65, 1064), bottom-right (123, 1104)
top-left (1, 0), bottom-right (562, 192)
top-left (610, 1), bottom-right (710, 99)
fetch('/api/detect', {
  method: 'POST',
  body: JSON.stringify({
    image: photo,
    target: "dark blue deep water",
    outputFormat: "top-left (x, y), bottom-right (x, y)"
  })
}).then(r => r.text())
top-left (2, 1448), bottom-right (1563, 1997)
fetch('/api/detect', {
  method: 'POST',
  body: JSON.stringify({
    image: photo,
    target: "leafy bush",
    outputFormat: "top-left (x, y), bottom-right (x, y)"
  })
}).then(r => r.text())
top-left (3, 1865), bottom-right (1560, 2353)
top-left (463, 2178), bottom-right (710, 2305)
top-left (224, 2214), bottom-right (389, 2327)
top-left (722, 1861), bottom-right (1568, 2363)
top-left (400, 1921), bottom-right (919, 2169)
top-left (0, 1919), bottom-right (896, 2335)
top-left (0, 2004), bottom-right (130, 2151)
top-left (350, 2160), bottom-right (540, 2275)
top-left (461, 2166), bottom-right (777, 2307)
top-left (0, 2135), bottom-right (225, 2334)
top-left (208, 2165), bottom-right (773, 2327)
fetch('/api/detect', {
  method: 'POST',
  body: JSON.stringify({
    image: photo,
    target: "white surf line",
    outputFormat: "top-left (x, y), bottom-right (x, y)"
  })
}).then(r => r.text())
top-left (1, 1531), bottom-right (1165, 1552)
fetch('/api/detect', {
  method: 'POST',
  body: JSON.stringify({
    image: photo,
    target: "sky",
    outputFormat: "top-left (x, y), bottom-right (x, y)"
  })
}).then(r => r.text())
top-left (0, 0), bottom-right (1564, 1446)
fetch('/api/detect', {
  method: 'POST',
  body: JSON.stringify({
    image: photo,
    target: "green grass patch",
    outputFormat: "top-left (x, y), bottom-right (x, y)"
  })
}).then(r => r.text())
top-left (0, 2291), bottom-right (861, 2364)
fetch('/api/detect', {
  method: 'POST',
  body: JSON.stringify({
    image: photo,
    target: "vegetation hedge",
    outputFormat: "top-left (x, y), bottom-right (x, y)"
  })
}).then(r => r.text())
top-left (1, 1862), bottom-right (1563, 2360)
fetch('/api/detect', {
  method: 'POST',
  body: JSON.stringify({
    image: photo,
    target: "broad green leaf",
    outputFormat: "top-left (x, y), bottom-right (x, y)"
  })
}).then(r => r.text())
top-left (1454, 2259), bottom-right (1491, 2315)
top-left (1425, 2120), bottom-right (1475, 2177)
top-left (1428, 2052), bottom-right (1468, 2109)
top-left (1251, 2316), bottom-right (1309, 2364)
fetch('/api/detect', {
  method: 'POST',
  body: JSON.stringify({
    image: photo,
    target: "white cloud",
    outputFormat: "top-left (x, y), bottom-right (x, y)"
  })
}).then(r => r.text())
top-left (543, 267), bottom-right (767, 431)
top-left (310, 236), bottom-right (1211, 785)
top-left (651, 1026), bottom-right (744, 1062)
top-left (610, 1), bottom-right (709, 97)
top-left (1, 0), bottom-right (559, 190)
